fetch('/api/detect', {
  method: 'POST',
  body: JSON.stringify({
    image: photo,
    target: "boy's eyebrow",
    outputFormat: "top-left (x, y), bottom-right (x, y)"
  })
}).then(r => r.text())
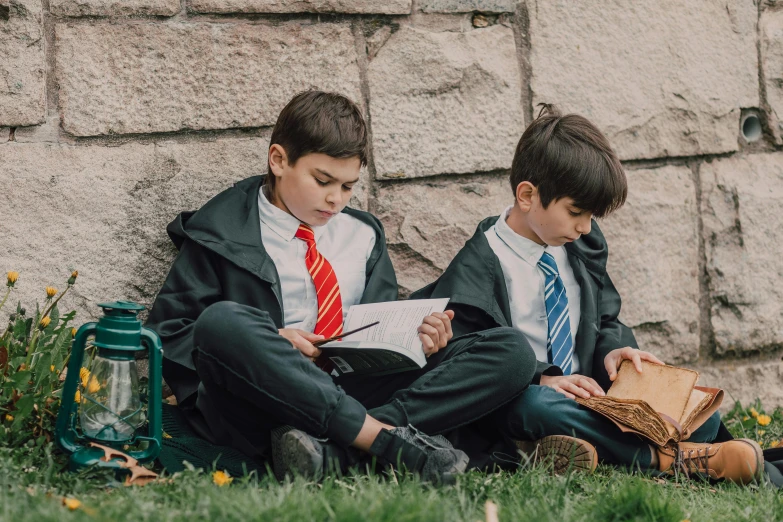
top-left (315, 168), bottom-right (360, 184)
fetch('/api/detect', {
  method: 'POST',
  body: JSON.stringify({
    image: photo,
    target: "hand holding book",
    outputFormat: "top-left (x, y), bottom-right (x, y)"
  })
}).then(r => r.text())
top-left (278, 327), bottom-right (327, 360)
top-left (539, 374), bottom-right (605, 400)
top-left (316, 298), bottom-right (451, 377)
top-left (577, 360), bottom-right (724, 447)
top-left (540, 348), bottom-right (664, 400)
top-left (417, 309), bottom-right (455, 356)
top-left (604, 346), bottom-right (665, 382)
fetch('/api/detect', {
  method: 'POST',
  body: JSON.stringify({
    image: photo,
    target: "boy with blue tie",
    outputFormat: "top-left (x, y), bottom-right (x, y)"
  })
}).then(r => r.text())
top-left (413, 105), bottom-right (763, 484)
top-left (146, 90), bottom-right (538, 482)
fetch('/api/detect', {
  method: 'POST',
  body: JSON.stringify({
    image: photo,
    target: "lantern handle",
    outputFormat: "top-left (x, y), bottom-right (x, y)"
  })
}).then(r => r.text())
top-left (55, 322), bottom-right (98, 455)
top-left (125, 327), bottom-right (163, 463)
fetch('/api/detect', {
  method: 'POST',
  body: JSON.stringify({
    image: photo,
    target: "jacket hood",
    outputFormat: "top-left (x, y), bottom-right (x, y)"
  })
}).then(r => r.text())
top-left (166, 175), bottom-right (387, 284)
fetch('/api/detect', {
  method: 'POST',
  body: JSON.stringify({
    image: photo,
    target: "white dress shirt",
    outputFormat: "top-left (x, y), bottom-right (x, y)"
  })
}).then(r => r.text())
top-left (485, 206), bottom-right (582, 373)
top-left (258, 189), bottom-right (376, 331)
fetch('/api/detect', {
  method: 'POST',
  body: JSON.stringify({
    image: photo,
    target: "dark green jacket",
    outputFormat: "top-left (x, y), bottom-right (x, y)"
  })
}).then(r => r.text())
top-left (146, 176), bottom-right (398, 404)
top-left (411, 216), bottom-right (637, 390)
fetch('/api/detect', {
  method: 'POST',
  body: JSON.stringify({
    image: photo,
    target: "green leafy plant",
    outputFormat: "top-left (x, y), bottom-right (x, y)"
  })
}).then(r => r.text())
top-left (0, 270), bottom-right (79, 449)
top-left (723, 399), bottom-right (782, 449)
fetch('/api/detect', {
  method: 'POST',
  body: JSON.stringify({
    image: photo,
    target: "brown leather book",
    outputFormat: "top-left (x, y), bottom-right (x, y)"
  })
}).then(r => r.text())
top-left (576, 360), bottom-right (724, 447)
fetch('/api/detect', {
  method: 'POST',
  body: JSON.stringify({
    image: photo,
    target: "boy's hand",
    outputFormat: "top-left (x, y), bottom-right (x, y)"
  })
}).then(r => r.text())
top-left (604, 347), bottom-right (664, 381)
top-left (418, 310), bottom-right (455, 356)
top-left (539, 374), bottom-right (605, 400)
top-left (278, 328), bottom-right (325, 361)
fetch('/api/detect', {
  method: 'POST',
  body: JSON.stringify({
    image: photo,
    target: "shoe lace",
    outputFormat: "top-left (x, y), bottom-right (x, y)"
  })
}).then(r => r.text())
top-left (491, 451), bottom-right (523, 468)
top-left (676, 445), bottom-right (712, 477)
top-left (405, 424), bottom-right (443, 451)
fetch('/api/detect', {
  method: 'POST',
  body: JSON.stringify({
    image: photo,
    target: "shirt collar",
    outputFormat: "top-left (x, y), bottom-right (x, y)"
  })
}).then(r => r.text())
top-left (494, 205), bottom-right (548, 267)
top-left (257, 188), bottom-right (329, 243)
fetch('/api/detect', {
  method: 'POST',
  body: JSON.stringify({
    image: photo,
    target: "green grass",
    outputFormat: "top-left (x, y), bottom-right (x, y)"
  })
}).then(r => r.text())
top-left (1, 402), bottom-right (782, 522)
top-left (2, 457), bottom-right (781, 522)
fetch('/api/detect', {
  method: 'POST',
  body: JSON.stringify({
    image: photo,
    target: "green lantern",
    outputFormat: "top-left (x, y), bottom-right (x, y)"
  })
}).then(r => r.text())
top-left (55, 301), bottom-right (163, 472)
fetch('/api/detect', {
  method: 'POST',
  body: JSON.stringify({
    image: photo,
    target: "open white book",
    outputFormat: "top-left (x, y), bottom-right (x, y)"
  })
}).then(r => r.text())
top-left (317, 298), bottom-right (450, 377)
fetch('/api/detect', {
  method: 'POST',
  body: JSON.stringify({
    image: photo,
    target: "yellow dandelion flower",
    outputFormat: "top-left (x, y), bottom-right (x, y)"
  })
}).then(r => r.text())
top-left (743, 416), bottom-right (750, 421)
top-left (749, 407), bottom-right (759, 418)
top-left (62, 498), bottom-right (81, 511)
top-left (67, 271), bottom-right (78, 285)
top-left (71, 327), bottom-right (77, 338)
top-left (5, 414), bottom-right (13, 422)
top-left (38, 316), bottom-right (51, 330)
top-left (87, 376), bottom-right (100, 394)
top-left (50, 365), bottom-right (55, 373)
top-left (212, 470), bottom-right (232, 486)
top-left (74, 390), bottom-right (81, 403)
top-left (6, 271), bottom-right (19, 287)
top-left (757, 414), bottom-right (772, 426)
top-left (757, 430), bottom-right (766, 436)
top-left (79, 368), bottom-right (90, 388)
top-left (771, 440), bottom-right (781, 448)
top-left (45, 286), bottom-right (57, 298)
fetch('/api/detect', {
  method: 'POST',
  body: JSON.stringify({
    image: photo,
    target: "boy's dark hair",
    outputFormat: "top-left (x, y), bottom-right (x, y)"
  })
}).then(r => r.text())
top-left (265, 90), bottom-right (368, 189)
top-left (510, 104), bottom-right (627, 218)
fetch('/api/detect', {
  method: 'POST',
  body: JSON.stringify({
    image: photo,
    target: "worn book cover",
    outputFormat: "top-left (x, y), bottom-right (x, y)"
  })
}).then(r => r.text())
top-left (576, 360), bottom-right (723, 446)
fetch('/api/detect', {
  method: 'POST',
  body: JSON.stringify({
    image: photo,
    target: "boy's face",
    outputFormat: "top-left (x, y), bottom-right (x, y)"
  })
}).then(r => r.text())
top-left (269, 146), bottom-right (361, 227)
top-left (522, 187), bottom-right (593, 247)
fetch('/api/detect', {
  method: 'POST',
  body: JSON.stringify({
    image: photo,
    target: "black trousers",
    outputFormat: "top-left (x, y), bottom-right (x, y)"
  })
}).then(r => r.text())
top-left (182, 301), bottom-right (537, 460)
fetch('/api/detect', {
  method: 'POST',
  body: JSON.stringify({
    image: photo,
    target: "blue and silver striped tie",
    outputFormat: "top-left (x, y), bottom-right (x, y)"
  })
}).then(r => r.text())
top-left (537, 251), bottom-right (574, 375)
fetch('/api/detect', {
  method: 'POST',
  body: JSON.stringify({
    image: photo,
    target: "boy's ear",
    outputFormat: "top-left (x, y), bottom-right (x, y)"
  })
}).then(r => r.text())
top-left (268, 144), bottom-right (288, 178)
top-left (515, 181), bottom-right (536, 212)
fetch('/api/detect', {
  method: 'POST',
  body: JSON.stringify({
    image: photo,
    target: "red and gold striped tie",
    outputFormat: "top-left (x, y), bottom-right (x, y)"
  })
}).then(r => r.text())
top-left (295, 223), bottom-right (344, 339)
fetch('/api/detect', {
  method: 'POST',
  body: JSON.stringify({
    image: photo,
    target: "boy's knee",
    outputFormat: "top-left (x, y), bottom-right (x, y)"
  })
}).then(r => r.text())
top-left (503, 386), bottom-right (555, 439)
top-left (194, 301), bottom-right (275, 356)
top-left (195, 301), bottom-right (240, 345)
top-left (506, 385), bottom-right (551, 414)
top-left (481, 327), bottom-right (537, 385)
top-left (503, 385), bottom-right (583, 440)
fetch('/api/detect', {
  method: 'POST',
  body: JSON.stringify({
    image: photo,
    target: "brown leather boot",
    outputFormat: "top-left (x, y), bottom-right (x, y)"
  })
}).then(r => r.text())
top-left (657, 439), bottom-right (764, 484)
top-left (516, 435), bottom-right (598, 474)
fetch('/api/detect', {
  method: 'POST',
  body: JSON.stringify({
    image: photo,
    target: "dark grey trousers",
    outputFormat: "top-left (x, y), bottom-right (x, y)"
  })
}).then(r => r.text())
top-left (183, 301), bottom-right (538, 459)
top-left (498, 384), bottom-right (722, 468)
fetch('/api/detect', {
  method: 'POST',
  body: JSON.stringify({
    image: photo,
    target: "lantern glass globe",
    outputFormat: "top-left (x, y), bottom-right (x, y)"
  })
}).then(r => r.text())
top-left (79, 354), bottom-right (143, 442)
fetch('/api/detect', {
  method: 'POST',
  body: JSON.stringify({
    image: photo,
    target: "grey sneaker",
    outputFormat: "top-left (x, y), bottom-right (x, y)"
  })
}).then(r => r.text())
top-left (271, 424), bottom-right (469, 484)
top-left (389, 425), bottom-right (454, 450)
top-left (270, 426), bottom-right (359, 481)
top-left (368, 425), bottom-right (469, 484)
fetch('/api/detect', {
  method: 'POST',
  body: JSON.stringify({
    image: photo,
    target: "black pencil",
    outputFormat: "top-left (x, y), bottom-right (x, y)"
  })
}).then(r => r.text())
top-left (313, 321), bottom-right (380, 347)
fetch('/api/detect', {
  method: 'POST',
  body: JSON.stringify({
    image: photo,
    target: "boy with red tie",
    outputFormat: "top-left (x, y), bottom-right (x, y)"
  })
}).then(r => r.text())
top-left (146, 90), bottom-right (538, 481)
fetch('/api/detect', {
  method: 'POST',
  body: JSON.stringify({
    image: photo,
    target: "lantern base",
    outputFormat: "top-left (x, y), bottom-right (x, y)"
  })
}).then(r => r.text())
top-left (68, 446), bottom-right (131, 474)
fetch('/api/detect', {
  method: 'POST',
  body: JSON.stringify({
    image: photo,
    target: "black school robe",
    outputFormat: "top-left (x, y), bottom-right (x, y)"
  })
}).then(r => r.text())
top-left (411, 216), bottom-right (638, 390)
top-left (146, 175), bottom-right (398, 405)
top-left (414, 216), bottom-right (736, 456)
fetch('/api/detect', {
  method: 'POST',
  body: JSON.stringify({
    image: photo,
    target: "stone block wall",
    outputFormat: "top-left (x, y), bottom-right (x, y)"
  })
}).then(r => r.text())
top-left (1, 0), bottom-right (782, 407)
